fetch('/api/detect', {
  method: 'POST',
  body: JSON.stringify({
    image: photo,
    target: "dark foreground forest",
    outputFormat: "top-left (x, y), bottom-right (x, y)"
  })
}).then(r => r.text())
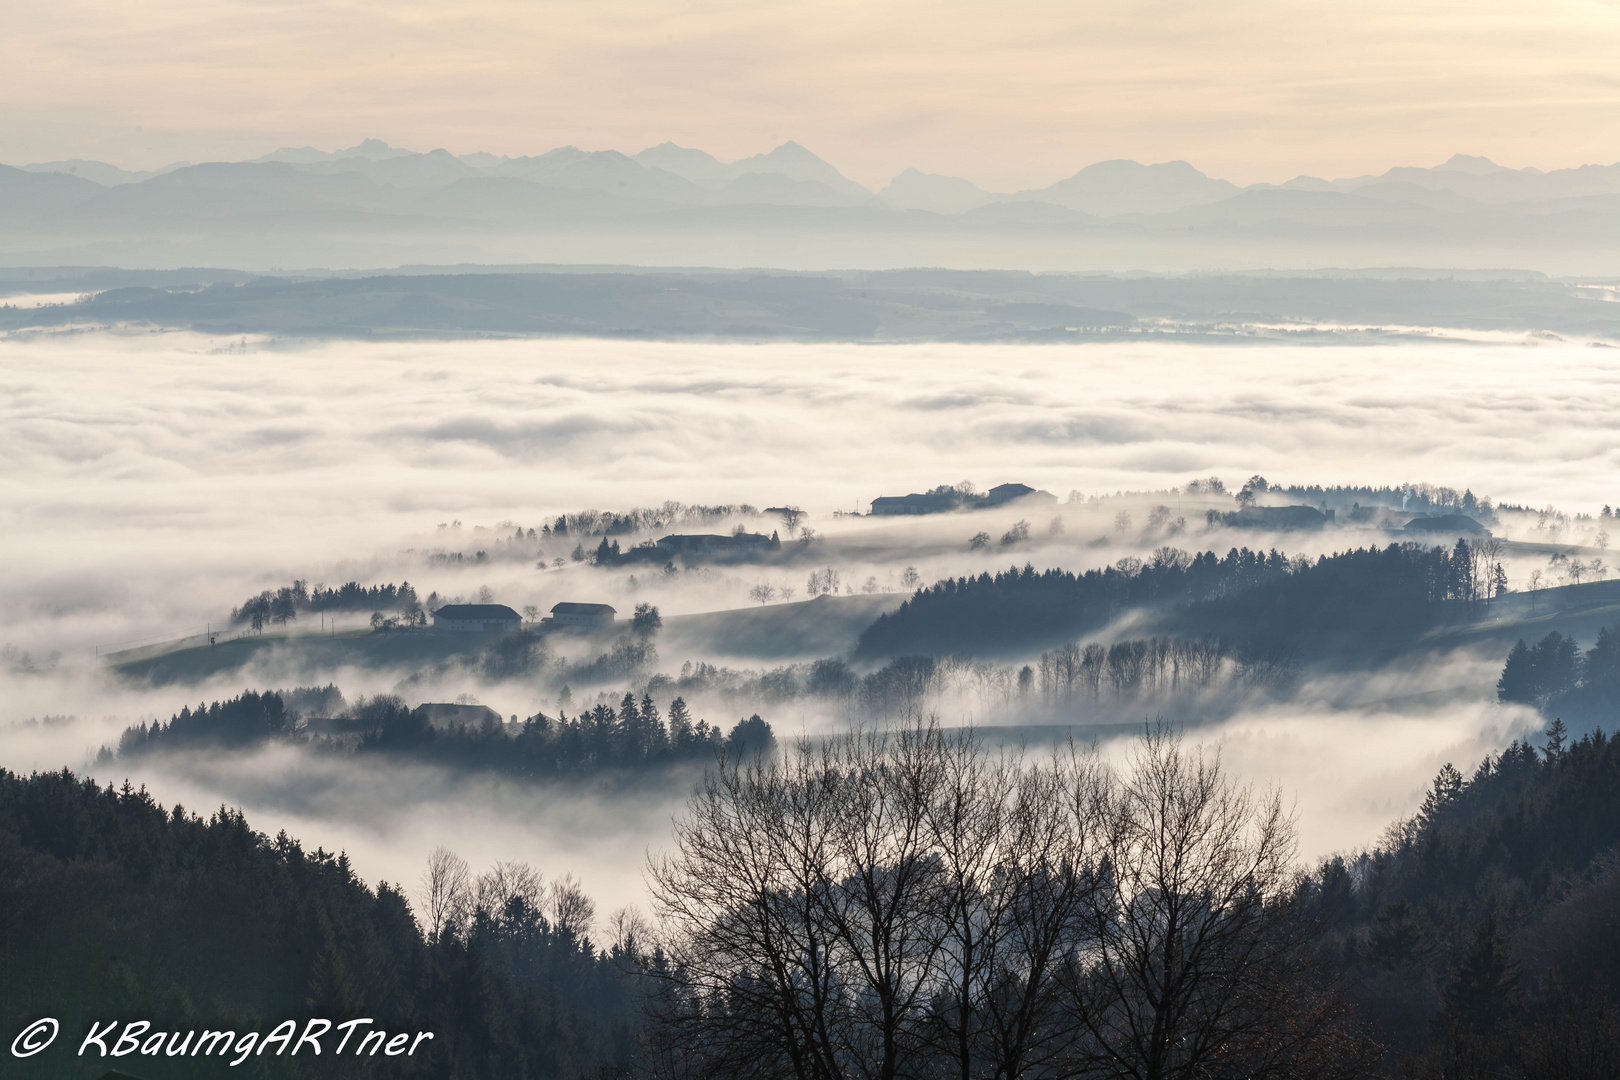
top-left (3, 719), bottom-right (1618, 1079)
top-left (0, 769), bottom-right (644, 1079)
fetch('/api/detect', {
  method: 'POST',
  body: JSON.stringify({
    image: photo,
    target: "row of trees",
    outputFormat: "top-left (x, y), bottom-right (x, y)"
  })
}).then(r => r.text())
top-left (1273, 482), bottom-right (1495, 520)
top-left (363, 692), bottom-right (775, 777)
top-left (650, 636), bottom-right (1296, 726)
top-left (645, 723), bottom-right (1371, 1080)
top-left (231, 579), bottom-right (422, 629)
top-left (1033, 635), bottom-right (1290, 703)
top-left (782, 564), bottom-right (898, 600)
top-left (418, 847), bottom-right (599, 943)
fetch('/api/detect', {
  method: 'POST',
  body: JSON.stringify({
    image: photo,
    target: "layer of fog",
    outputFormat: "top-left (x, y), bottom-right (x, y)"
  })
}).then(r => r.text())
top-left (1, 332), bottom-right (1602, 913)
top-left (0, 657), bottom-right (1545, 916)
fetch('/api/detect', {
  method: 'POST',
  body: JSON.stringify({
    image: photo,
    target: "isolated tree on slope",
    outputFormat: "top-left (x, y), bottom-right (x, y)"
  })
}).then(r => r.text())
top-left (632, 602), bottom-right (662, 638)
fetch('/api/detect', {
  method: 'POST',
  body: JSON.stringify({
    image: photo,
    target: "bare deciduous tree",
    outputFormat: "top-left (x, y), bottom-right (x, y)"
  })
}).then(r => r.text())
top-left (646, 722), bottom-right (1369, 1080)
top-left (549, 872), bottom-right (597, 938)
top-left (609, 904), bottom-right (653, 959)
top-left (421, 845), bottom-right (472, 941)
top-left (1057, 727), bottom-right (1348, 1080)
top-left (475, 859), bottom-right (545, 922)
top-left (778, 506), bottom-right (808, 535)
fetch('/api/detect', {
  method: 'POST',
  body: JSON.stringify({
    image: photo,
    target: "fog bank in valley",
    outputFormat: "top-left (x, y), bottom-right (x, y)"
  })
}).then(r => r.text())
top-left (0, 659), bottom-right (1543, 914)
top-left (0, 332), bottom-right (1599, 908)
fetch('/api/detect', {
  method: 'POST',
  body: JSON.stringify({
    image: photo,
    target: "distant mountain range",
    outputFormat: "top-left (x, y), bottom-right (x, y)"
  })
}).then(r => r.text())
top-left (7, 141), bottom-right (1620, 272)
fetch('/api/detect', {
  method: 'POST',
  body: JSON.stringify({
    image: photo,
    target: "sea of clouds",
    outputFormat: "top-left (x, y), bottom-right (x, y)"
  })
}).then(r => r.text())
top-left (0, 332), bottom-right (1601, 915)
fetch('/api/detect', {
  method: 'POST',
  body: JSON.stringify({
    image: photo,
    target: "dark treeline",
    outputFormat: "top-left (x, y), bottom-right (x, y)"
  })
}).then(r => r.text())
top-left (0, 768), bottom-right (642, 1079)
top-left (1496, 623), bottom-right (1620, 729)
top-left (111, 688), bottom-right (775, 781)
top-left (859, 541), bottom-right (1504, 658)
top-left (859, 548), bottom-right (1300, 658)
top-left (231, 579), bottom-right (422, 629)
top-left (1303, 725), bottom-right (1620, 1076)
top-left (356, 693), bottom-right (775, 778)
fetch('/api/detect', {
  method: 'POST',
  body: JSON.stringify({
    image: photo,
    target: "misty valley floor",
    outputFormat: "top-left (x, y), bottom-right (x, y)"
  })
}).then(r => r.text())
top-left (4, 333), bottom-right (1613, 880)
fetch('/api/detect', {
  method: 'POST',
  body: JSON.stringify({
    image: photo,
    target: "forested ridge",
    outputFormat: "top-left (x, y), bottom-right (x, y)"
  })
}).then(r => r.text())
top-left (110, 688), bottom-right (775, 780)
top-left (857, 541), bottom-right (1503, 658)
top-left (1306, 726), bottom-right (1620, 1075)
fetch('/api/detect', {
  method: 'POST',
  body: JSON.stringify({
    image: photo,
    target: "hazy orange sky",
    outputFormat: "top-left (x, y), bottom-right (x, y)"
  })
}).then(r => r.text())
top-left (5, 0), bottom-right (1619, 189)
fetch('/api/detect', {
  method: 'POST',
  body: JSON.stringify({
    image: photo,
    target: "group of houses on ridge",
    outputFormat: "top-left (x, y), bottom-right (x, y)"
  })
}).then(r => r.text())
top-left (430, 601), bottom-right (615, 635)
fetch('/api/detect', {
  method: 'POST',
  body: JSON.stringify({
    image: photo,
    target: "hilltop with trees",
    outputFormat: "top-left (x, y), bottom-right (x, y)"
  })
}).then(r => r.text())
top-left (110, 687), bottom-right (775, 782)
top-left (858, 540), bottom-right (1506, 659)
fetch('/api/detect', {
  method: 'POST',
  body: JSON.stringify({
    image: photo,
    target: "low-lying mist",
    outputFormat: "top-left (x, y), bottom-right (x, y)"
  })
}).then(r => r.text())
top-left (0, 657), bottom-right (1542, 915)
top-left (1, 331), bottom-right (1597, 910)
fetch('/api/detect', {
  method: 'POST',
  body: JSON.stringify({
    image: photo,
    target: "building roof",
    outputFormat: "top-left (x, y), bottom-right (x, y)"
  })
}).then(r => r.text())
top-left (417, 702), bottom-right (504, 727)
top-left (987, 482), bottom-right (1035, 499)
top-left (433, 603), bottom-right (521, 620)
top-left (656, 532), bottom-right (776, 547)
top-left (551, 602), bottom-right (617, 615)
top-left (870, 492), bottom-right (963, 512)
top-left (986, 483), bottom-right (1055, 505)
top-left (1404, 513), bottom-right (1488, 536)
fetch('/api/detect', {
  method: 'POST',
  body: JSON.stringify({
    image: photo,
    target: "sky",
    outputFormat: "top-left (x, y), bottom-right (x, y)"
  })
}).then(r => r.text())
top-left (5, 0), bottom-right (1620, 189)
